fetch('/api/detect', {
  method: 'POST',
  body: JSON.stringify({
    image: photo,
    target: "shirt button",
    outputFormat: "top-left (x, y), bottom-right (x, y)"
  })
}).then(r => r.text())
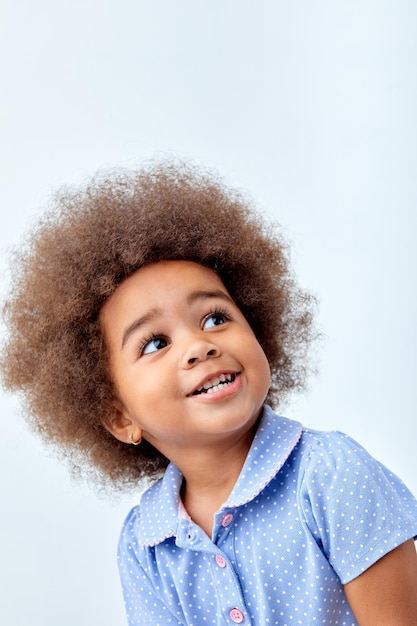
top-left (221, 512), bottom-right (233, 527)
top-left (229, 607), bottom-right (245, 623)
top-left (215, 554), bottom-right (227, 568)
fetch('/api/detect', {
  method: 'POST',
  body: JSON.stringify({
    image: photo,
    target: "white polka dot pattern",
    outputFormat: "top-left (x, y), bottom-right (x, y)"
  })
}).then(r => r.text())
top-left (117, 406), bottom-right (417, 625)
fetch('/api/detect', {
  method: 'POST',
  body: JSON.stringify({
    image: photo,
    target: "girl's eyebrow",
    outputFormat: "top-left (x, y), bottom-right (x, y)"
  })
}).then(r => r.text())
top-left (121, 309), bottom-right (160, 348)
top-left (186, 290), bottom-right (234, 305)
top-left (121, 290), bottom-right (234, 349)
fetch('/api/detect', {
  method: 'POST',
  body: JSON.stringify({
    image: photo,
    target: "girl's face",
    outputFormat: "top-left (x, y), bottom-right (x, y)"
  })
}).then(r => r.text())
top-left (100, 260), bottom-right (271, 461)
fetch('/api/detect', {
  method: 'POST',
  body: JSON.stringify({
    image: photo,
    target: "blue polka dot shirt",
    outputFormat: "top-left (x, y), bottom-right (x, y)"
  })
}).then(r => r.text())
top-left (118, 406), bottom-right (417, 625)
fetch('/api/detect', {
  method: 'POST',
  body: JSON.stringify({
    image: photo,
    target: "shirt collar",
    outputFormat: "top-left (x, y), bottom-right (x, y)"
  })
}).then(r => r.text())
top-left (138, 405), bottom-right (302, 546)
top-left (224, 406), bottom-right (302, 507)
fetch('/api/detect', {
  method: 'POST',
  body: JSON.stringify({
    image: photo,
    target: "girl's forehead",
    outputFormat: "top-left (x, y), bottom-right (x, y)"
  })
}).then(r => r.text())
top-left (100, 260), bottom-right (231, 318)
top-left (122, 260), bottom-right (226, 292)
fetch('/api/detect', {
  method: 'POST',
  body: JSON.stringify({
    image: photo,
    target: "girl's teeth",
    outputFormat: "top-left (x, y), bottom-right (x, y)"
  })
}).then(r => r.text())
top-left (203, 376), bottom-right (220, 390)
top-left (194, 373), bottom-right (235, 395)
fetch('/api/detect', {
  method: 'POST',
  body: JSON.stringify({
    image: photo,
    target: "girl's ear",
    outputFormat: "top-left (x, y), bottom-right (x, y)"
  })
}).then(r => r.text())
top-left (103, 402), bottom-right (143, 445)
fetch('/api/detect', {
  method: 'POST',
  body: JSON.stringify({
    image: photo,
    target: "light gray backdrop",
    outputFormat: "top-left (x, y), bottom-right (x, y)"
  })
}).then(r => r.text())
top-left (1, 2), bottom-right (416, 625)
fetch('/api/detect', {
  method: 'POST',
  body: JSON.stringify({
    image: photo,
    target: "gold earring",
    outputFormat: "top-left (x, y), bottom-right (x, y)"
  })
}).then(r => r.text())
top-left (129, 433), bottom-right (142, 446)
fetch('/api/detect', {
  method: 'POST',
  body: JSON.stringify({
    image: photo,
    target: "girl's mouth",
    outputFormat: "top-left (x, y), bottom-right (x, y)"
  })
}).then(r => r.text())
top-left (192, 373), bottom-right (236, 396)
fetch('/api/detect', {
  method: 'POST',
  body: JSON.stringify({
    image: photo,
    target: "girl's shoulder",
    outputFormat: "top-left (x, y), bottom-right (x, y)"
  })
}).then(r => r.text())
top-left (296, 425), bottom-right (416, 508)
top-left (294, 426), bottom-right (417, 583)
top-left (297, 426), bottom-right (403, 482)
top-left (298, 426), bottom-right (380, 464)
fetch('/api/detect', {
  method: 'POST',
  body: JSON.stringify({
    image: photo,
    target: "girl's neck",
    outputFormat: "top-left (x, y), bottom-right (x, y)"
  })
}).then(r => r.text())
top-left (178, 421), bottom-right (258, 537)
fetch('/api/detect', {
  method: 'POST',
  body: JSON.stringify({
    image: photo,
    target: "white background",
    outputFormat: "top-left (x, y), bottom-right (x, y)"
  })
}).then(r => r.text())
top-left (1, 2), bottom-right (416, 624)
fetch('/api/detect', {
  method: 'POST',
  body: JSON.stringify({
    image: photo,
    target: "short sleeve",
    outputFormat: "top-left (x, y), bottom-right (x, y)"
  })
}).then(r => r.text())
top-left (117, 508), bottom-right (184, 626)
top-left (299, 430), bottom-right (417, 584)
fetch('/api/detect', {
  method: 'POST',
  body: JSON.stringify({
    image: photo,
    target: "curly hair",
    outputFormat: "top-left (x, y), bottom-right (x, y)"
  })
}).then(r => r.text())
top-left (1, 161), bottom-right (316, 490)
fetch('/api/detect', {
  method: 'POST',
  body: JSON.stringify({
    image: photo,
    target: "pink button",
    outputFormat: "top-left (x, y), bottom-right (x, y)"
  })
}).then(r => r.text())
top-left (229, 607), bottom-right (244, 623)
top-left (221, 513), bottom-right (233, 527)
top-left (215, 554), bottom-right (227, 568)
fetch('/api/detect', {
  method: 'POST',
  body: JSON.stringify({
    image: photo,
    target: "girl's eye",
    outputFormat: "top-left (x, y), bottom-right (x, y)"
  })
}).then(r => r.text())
top-left (203, 311), bottom-right (229, 330)
top-left (141, 336), bottom-right (168, 355)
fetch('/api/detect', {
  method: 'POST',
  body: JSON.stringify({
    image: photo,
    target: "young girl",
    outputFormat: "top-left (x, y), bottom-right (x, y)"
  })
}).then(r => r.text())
top-left (2, 162), bottom-right (417, 625)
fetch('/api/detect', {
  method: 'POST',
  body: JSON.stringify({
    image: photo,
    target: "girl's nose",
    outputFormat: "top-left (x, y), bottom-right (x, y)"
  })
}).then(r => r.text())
top-left (183, 338), bottom-right (221, 367)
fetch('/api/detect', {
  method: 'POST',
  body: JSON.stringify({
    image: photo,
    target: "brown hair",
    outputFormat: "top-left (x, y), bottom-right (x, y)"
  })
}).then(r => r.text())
top-left (1, 161), bottom-right (316, 490)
